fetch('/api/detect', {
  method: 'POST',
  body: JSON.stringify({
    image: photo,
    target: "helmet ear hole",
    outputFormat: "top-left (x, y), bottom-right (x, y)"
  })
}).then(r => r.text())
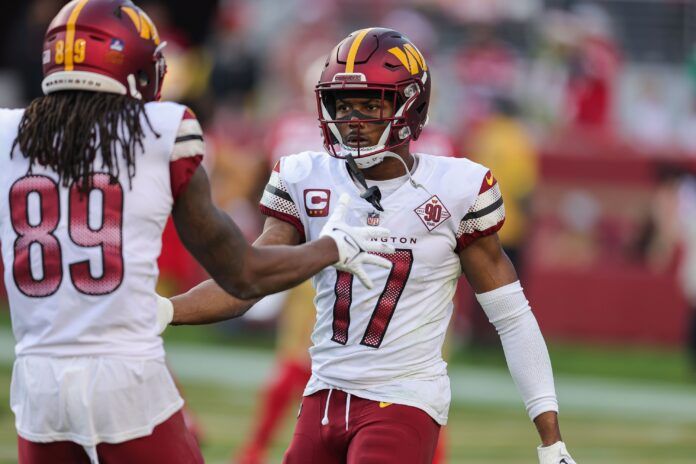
top-left (137, 70), bottom-right (149, 87)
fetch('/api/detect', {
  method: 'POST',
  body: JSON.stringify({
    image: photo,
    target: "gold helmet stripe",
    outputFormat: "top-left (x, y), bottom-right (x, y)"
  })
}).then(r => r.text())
top-left (64, 0), bottom-right (90, 71)
top-left (345, 28), bottom-right (372, 73)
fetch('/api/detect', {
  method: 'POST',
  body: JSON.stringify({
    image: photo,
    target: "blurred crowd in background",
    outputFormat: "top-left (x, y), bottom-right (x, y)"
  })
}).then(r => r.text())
top-left (2, 0), bottom-right (696, 352)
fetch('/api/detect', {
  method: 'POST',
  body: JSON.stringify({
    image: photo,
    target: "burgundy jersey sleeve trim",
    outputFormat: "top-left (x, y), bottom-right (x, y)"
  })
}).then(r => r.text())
top-left (454, 221), bottom-right (505, 252)
top-left (455, 170), bottom-right (505, 252)
top-left (170, 107), bottom-right (205, 200)
top-left (259, 204), bottom-right (306, 243)
top-left (259, 160), bottom-right (305, 242)
top-left (170, 155), bottom-right (203, 200)
top-left (171, 107), bottom-right (205, 161)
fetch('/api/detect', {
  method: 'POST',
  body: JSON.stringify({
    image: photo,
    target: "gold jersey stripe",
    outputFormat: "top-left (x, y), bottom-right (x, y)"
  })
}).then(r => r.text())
top-left (64, 0), bottom-right (90, 71)
top-left (345, 28), bottom-right (372, 73)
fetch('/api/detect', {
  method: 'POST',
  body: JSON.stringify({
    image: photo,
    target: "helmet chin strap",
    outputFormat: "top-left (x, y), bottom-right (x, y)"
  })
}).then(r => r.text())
top-left (345, 155), bottom-right (384, 211)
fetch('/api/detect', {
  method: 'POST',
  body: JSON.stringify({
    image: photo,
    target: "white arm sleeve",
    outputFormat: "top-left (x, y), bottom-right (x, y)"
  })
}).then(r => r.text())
top-left (475, 281), bottom-right (559, 420)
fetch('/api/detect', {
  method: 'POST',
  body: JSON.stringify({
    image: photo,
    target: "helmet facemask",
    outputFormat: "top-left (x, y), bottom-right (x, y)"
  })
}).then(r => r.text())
top-left (316, 78), bottom-right (426, 169)
top-left (150, 41), bottom-right (168, 101)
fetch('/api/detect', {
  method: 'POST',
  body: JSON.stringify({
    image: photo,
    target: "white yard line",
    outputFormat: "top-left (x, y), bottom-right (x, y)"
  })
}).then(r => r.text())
top-left (163, 343), bottom-right (696, 424)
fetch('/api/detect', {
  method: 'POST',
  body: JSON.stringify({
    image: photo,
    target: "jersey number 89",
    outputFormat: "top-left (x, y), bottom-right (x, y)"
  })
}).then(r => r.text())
top-left (9, 174), bottom-right (124, 298)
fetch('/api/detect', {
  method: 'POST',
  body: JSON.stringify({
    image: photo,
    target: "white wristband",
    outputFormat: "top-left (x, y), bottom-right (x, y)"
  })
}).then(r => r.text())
top-left (156, 294), bottom-right (174, 334)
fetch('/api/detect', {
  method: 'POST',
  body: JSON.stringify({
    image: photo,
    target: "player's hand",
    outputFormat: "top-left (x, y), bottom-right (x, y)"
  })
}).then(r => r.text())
top-left (156, 294), bottom-right (174, 334)
top-left (538, 441), bottom-right (576, 464)
top-left (320, 193), bottom-right (394, 289)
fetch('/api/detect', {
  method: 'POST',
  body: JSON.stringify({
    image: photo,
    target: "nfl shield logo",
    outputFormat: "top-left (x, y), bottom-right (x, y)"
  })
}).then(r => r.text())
top-left (110, 38), bottom-right (125, 52)
top-left (367, 212), bottom-right (380, 226)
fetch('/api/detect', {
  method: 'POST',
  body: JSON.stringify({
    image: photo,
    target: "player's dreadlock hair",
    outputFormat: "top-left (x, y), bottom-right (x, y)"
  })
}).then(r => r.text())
top-left (11, 90), bottom-right (159, 191)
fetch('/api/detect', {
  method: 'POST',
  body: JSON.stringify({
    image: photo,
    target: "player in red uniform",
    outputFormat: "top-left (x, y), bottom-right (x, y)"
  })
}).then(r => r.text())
top-left (162, 28), bottom-right (577, 464)
top-left (0, 2), bottom-right (392, 463)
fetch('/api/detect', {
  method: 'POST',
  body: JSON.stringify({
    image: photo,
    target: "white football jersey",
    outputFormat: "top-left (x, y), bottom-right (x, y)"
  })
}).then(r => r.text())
top-left (0, 102), bottom-right (203, 358)
top-left (260, 151), bottom-right (505, 424)
top-left (0, 101), bottom-right (205, 445)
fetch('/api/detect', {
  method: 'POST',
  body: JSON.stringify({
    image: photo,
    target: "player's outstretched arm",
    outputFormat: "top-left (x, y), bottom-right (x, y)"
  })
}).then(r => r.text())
top-left (173, 168), bottom-right (393, 301)
top-left (172, 167), bottom-right (338, 299)
top-left (460, 234), bottom-right (576, 463)
top-left (166, 216), bottom-right (302, 326)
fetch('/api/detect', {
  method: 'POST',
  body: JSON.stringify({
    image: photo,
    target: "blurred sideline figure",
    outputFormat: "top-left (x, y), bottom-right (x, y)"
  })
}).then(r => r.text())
top-left (164, 28), bottom-right (576, 464)
top-left (466, 99), bottom-right (538, 271)
top-left (645, 165), bottom-right (696, 374)
top-left (0, 1), bottom-right (393, 462)
top-left (464, 99), bottom-right (538, 345)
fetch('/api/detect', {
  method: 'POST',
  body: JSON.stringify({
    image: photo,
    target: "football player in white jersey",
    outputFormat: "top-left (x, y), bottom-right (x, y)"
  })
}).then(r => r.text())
top-left (0, 3), bottom-right (394, 463)
top-left (162, 28), bottom-right (577, 464)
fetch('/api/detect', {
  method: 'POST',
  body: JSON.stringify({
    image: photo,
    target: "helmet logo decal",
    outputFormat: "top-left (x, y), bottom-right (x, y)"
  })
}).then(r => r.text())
top-left (345, 28), bottom-right (372, 73)
top-left (387, 44), bottom-right (427, 75)
top-left (333, 72), bottom-right (366, 82)
top-left (55, 38), bottom-right (85, 65)
top-left (64, 0), bottom-right (90, 71)
top-left (109, 38), bottom-right (125, 52)
top-left (121, 6), bottom-right (161, 45)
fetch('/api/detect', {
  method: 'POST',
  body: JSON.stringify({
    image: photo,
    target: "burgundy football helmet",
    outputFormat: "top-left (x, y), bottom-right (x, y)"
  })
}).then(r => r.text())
top-left (41, 0), bottom-right (166, 102)
top-left (316, 28), bottom-right (431, 168)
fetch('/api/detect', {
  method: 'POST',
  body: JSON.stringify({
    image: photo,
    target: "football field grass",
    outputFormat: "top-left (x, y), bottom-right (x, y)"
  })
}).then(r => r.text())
top-left (0, 366), bottom-right (692, 464)
top-left (176, 377), bottom-right (696, 464)
top-left (166, 339), bottom-right (696, 464)
top-left (0, 324), bottom-right (693, 463)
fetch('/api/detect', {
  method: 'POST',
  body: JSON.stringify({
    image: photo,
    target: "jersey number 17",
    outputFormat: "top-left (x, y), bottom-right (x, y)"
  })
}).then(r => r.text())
top-left (332, 249), bottom-right (413, 348)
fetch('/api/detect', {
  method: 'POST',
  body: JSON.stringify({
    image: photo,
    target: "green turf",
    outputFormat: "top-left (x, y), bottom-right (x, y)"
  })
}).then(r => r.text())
top-left (0, 353), bottom-right (693, 463)
top-left (0, 304), bottom-right (694, 463)
top-left (451, 341), bottom-right (694, 385)
top-left (0, 367), bottom-right (23, 464)
top-left (179, 378), bottom-right (696, 464)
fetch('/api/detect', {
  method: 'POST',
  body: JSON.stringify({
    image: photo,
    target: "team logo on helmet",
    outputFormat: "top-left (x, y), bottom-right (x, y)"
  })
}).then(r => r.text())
top-left (387, 44), bottom-right (427, 75)
top-left (121, 6), bottom-right (160, 45)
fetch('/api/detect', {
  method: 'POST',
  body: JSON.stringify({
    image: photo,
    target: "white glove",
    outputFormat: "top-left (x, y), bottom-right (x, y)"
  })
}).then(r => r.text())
top-left (538, 441), bottom-right (576, 464)
top-left (319, 193), bottom-right (395, 289)
top-left (156, 294), bottom-right (174, 334)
